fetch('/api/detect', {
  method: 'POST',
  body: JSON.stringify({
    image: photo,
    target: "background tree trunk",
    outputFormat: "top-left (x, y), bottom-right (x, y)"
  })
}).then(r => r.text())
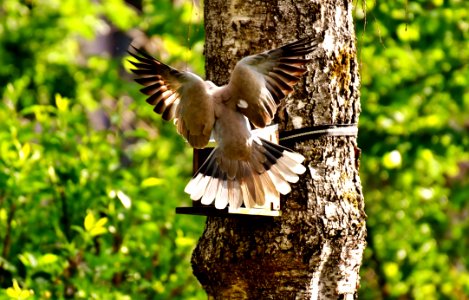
top-left (192, 0), bottom-right (366, 298)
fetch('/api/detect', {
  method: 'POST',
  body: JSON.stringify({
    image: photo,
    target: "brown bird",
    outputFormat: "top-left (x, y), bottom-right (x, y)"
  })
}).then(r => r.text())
top-left (129, 37), bottom-right (318, 209)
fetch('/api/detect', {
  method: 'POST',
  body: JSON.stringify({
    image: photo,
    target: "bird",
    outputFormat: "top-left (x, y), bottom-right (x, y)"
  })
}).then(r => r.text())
top-left (128, 36), bottom-right (319, 209)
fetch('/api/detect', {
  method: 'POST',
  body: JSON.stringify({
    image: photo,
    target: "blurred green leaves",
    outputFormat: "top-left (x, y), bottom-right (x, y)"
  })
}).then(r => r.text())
top-left (0, 0), bottom-right (205, 299)
top-left (356, 0), bottom-right (469, 298)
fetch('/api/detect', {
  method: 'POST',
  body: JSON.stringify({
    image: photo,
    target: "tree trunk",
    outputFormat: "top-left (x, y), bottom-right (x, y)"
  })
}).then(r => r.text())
top-left (192, 0), bottom-right (366, 299)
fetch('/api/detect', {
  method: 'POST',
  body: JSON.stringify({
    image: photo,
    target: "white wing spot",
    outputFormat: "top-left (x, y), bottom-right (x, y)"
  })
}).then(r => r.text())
top-left (237, 99), bottom-right (248, 109)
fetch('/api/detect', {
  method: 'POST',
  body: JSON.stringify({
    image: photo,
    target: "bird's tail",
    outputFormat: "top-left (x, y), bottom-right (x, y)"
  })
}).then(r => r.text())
top-left (184, 138), bottom-right (306, 209)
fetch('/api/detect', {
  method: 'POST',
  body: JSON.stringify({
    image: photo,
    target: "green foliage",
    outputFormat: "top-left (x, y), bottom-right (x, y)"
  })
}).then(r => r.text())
top-left (1, 0), bottom-right (467, 298)
top-left (355, 0), bottom-right (469, 298)
top-left (0, 0), bottom-right (205, 299)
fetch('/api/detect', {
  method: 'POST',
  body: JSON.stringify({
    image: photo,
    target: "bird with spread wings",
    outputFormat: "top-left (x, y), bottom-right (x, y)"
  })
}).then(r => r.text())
top-left (128, 37), bottom-right (319, 209)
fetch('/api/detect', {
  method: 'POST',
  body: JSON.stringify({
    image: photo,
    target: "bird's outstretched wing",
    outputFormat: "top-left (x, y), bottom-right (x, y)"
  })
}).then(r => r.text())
top-left (128, 46), bottom-right (215, 148)
top-left (227, 37), bottom-right (319, 128)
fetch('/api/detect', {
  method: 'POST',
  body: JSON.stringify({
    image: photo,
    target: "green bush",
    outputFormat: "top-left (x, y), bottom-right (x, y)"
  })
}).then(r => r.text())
top-left (0, 0), bottom-right (205, 299)
top-left (355, 0), bottom-right (469, 298)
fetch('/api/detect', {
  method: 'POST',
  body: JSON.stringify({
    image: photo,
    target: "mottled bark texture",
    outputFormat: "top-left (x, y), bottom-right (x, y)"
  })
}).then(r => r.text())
top-left (192, 0), bottom-right (366, 299)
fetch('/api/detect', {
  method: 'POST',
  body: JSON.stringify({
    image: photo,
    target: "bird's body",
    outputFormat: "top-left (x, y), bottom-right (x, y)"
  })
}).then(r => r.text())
top-left (129, 37), bottom-right (319, 209)
top-left (214, 107), bottom-right (252, 161)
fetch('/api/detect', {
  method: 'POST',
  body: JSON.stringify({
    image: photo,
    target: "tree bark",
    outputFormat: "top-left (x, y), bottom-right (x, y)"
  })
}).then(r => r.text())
top-left (192, 0), bottom-right (366, 299)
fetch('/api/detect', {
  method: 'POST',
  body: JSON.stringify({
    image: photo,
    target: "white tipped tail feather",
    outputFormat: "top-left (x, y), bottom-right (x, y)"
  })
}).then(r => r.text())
top-left (184, 138), bottom-right (306, 209)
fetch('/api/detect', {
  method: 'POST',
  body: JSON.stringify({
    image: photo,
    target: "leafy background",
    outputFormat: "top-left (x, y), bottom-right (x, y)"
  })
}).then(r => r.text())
top-left (356, 0), bottom-right (469, 299)
top-left (0, 0), bottom-right (467, 299)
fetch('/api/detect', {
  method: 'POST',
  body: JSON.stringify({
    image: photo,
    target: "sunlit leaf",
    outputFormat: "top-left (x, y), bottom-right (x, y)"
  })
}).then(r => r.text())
top-left (84, 212), bottom-right (108, 237)
top-left (6, 279), bottom-right (33, 300)
top-left (55, 94), bottom-right (69, 112)
top-left (117, 190), bottom-right (132, 209)
top-left (141, 177), bottom-right (164, 187)
top-left (382, 150), bottom-right (402, 169)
